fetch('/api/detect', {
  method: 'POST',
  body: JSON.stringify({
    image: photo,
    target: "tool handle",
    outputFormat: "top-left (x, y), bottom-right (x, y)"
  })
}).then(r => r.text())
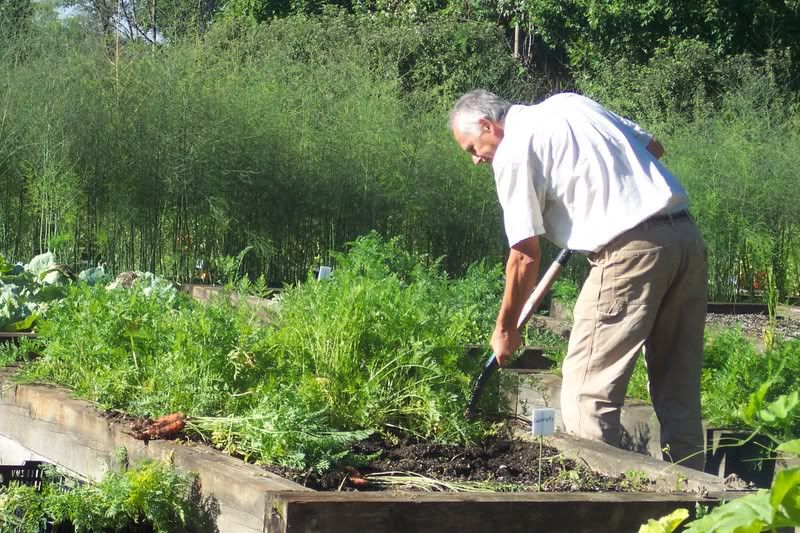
top-left (465, 249), bottom-right (572, 418)
top-left (517, 249), bottom-right (573, 330)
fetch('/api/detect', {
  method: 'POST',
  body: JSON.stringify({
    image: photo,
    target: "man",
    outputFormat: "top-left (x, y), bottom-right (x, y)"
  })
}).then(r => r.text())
top-left (451, 89), bottom-right (707, 470)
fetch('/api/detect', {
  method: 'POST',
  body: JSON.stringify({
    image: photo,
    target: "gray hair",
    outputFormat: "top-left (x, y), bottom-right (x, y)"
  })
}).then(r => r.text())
top-left (450, 89), bottom-right (512, 136)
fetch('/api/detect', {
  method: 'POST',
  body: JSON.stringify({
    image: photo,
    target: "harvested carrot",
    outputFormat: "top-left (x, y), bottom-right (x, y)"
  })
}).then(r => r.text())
top-left (130, 413), bottom-right (186, 440)
top-left (348, 476), bottom-right (368, 488)
top-left (343, 466), bottom-right (369, 488)
top-left (152, 412), bottom-right (185, 426)
top-left (149, 418), bottom-right (186, 439)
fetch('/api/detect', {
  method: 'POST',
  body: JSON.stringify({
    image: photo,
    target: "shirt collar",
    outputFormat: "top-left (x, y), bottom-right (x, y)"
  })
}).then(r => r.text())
top-left (492, 105), bottom-right (523, 174)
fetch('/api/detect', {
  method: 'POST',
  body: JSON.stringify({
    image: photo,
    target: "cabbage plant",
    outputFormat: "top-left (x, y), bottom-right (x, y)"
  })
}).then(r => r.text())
top-left (0, 253), bottom-right (106, 332)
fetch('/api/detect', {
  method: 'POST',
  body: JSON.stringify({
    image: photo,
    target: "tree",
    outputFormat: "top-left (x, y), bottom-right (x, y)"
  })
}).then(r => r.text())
top-left (0, 0), bottom-right (33, 39)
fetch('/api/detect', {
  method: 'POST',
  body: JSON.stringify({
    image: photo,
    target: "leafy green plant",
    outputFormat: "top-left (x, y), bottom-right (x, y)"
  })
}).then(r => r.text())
top-left (0, 252), bottom-right (70, 332)
top-left (550, 279), bottom-right (578, 318)
top-left (187, 395), bottom-right (373, 471)
top-left (701, 328), bottom-right (800, 434)
top-left (213, 246), bottom-right (254, 286)
top-left (763, 267), bottom-right (779, 351)
top-left (236, 272), bottom-right (272, 298)
top-left (250, 234), bottom-right (506, 443)
top-left (638, 508), bottom-right (689, 533)
top-left (626, 357), bottom-right (650, 402)
top-left (78, 265), bottom-right (110, 286)
top-left (639, 386), bottom-right (800, 532)
top-left (522, 322), bottom-right (567, 367)
top-left (0, 455), bottom-right (201, 532)
top-left (0, 254), bottom-right (12, 275)
top-left (739, 382), bottom-right (799, 448)
top-left (0, 336), bottom-right (41, 366)
top-left (22, 235), bottom-right (507, 470)
top-left (0, 252), bottom-right (111, 332)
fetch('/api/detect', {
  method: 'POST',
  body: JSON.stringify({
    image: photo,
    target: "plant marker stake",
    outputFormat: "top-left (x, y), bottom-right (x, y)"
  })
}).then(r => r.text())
top-left (532, 408), bottom-right (555, 492)
top-left (538, 435), bottom-right (543, 491)
top-left (465, 250), bottom-right (573, 419)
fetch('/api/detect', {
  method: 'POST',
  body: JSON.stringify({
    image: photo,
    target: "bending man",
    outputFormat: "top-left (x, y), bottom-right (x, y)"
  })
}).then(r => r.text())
top-left (451, 90), bottom-right (707, 470)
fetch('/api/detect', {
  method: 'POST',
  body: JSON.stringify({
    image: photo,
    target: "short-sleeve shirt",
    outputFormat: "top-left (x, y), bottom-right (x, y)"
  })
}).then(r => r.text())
top-left (491, 93), bottom-right (689, 253)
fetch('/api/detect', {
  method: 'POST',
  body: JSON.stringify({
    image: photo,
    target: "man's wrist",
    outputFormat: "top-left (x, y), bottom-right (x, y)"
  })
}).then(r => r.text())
top-left (495, 317), bottom-right (516, 331)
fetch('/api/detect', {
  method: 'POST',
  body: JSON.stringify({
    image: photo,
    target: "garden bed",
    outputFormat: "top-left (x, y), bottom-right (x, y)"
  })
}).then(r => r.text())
top-left (0, 369), bottom-right (740, 532)
top-left (0, 243), bottom-right (772, 531)
top-left (262, 429), bottom-right (644, 492)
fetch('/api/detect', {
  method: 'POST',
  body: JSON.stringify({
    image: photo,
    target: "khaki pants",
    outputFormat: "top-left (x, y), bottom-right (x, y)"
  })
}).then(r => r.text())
top-left (560, 216), bottom-right (707, 470)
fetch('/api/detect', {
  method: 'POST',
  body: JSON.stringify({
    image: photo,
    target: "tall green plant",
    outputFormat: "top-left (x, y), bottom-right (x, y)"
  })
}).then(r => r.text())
top-left (662, 78), bottom-right (800, 302)
top-left (23, 235), bottom-right (507, 469)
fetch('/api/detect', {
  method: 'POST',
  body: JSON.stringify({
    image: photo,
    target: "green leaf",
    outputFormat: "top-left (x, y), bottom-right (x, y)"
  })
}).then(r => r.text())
top-left (684, 491), bottom-right (773, 532)
top-left (740, 381), bottom-right (772, 426)
top-left (41, 269), bottom-right (65, 285)
top-left (770, 467), bottom-right (800, 524)
top-left (776, 439), bottom-right (800, 457)
top-left (9, 312), bottom-right (38, 332)
top-left (638, 508), bottom-right (689, 533)
top-left (29, 284), bottom-right (66, 303)
top-left (758, 391), bottom-right (799, 425)
top-left (79, 266), bottom-right (108, 286)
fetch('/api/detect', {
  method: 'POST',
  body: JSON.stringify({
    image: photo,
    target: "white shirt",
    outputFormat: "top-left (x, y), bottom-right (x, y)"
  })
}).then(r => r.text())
top-left (491, 93), bottom-right (689, 253)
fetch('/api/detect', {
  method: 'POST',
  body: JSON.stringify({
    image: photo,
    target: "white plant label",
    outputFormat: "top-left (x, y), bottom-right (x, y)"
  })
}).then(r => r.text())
top-left (532, 408), bottom-right (555, 436)
top-left (317, 265), bottom-right (332, 280)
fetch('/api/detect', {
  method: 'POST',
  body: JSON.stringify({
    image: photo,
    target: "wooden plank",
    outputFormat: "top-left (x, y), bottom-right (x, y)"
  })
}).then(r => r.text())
top-left (0, 331), bottom-right (37, 339)
top-left (268, 491), bottom-right (743, 533)
top-left (0, 331), bottom-right (37, 344)
top-left (707, 302), bottom-right (768, 315)
top-left (178, 283), bottom-right (278, 323)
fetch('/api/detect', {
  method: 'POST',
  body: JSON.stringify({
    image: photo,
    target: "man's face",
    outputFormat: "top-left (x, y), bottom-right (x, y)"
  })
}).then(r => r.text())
top-left (453, 117), bottom-right (504, 165)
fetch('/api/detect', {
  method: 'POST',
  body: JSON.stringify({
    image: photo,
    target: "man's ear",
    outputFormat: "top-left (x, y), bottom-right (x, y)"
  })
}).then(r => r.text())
top-left (478, 117), bottom-right (492, 132)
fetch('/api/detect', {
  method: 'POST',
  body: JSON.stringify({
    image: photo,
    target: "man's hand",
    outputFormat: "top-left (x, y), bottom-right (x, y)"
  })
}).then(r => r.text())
top-left (491, 236), bottom-right (541, 367)
top-left (490, 323), bottom-right (522, 367)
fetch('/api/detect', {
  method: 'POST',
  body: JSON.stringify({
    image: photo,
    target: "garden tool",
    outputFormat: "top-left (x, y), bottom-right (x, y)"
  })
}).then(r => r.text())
top-left (465, 249), bottom-right (573, 419)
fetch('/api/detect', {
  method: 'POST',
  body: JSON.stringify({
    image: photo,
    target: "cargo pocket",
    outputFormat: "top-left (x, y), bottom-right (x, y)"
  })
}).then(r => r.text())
top-left (609, 245), bottom-right (666, 311)
top-left (588, 260), bottom-right (628, 323)
top-left (598, 297), bottom-right (626, 322)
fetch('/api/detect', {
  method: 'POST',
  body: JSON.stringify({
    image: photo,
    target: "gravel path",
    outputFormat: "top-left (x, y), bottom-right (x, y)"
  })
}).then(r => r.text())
top-left (706, 312), bottom-right (800, 340)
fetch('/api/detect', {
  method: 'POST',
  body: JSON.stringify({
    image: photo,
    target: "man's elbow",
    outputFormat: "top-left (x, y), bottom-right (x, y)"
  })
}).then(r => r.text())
top-left (646, 138), bottom-right (665, 159)
top-left (510, 236), bottom-right (541, 265)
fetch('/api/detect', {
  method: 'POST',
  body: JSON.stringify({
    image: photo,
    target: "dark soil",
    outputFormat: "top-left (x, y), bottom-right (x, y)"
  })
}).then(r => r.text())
top-left (101, 409), bottom-right (141, 425)
top-left (263, 427), bottom-right (651, 493)
top-left (105, 411), bottom-right (647, 493)
top-left (706, 312), bottom-right (800, 340)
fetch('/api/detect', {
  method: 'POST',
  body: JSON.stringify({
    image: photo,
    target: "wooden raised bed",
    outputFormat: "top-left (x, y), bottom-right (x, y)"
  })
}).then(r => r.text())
top-left (179, 283), bottom-right (279, 323)
top-left (0, 331), bottom-right (38, 342)
top-left (0, 366), bottom-right (745, 532)
top-left (266, 491), bottom-right (737, 533)
top-left (707, 302), bottom-right (769, 315)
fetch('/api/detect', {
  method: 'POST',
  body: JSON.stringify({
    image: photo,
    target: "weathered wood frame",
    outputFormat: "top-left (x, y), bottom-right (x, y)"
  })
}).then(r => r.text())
top-left (0, 361), bottom-right (744, 533)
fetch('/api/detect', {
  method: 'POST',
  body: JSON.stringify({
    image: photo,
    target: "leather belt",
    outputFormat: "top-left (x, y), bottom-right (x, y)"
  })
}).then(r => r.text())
top-left (642, 210), bottom-right (690, 226)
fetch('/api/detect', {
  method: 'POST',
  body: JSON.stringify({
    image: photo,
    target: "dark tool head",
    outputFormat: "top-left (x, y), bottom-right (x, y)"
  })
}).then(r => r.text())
top-left (464, 353), bottom-right (499, 420)
top-left (464, 248), bottom-right (572, 420)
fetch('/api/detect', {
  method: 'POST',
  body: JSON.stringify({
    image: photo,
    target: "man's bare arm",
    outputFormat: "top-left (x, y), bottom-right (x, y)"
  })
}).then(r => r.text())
top-left (491, 236), bottom-right (541, 367)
